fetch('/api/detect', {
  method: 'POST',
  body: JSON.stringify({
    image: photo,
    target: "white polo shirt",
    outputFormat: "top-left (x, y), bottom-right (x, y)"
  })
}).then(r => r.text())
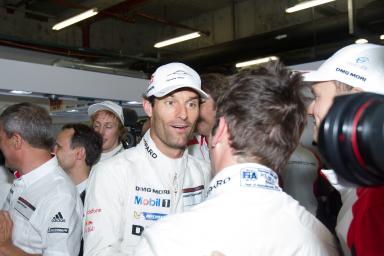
top-left (2, 157), bottom-right (83, 256)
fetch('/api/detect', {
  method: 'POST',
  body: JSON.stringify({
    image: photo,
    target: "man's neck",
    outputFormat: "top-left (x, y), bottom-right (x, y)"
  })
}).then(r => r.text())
top-left (18, 148), bottom-right (52, 175)
top-left (68, 165), bottom-right (90, 185)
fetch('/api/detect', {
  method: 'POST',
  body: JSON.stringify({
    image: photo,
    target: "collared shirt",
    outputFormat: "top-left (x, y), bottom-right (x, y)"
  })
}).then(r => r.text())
top-left (83, 130), bottom-right (211, 256)
top-left (76, 178), bottom-right (88, 196)
top-left (135, 163), bottom-right (340, 256)
top-left (2, 157), bottom-right (83, 256)
top-left (99, 143), bottom-right (124, 161)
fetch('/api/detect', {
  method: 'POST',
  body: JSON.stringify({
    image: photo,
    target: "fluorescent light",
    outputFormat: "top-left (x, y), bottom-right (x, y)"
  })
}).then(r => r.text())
top-left (380, 34), bottom-right (384, 40)
top-left (66, 109), bottom-right (79, 113)
top-left (10, 90), bottom-right (32, 95)
top-left (154, 32), bottom-right (201, 48)
top-left (355, 38), bottom-right (368, 44)
top-left (52, 8), bottom-right (98, 31)
top-left (236, 56), bottom-right (279, 68)
top-left (125, 101), bottom-right (141, 105)
top-left (286, 0), bottom-right (336, 13)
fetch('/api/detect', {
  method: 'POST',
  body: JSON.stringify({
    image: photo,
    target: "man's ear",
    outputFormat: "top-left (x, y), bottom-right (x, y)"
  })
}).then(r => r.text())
top-left (211, 117), bottom-right (228, 148)
top-left (143, 99), bottom-right (153, 118)
top-left (76, 147), bottom-right (86, 161)
top-left (12, 133), bottom-right (23, 149)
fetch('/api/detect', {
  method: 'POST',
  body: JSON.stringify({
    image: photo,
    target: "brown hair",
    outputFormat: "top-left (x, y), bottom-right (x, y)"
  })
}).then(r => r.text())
top-left (213, 61), bottom-right (308, 172)
top-left (90, 110), bottom-right (126, 142)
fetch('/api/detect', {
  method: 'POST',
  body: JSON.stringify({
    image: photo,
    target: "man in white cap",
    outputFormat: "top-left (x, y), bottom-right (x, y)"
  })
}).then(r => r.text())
top-left (134, 61), bottom-right (339, 256)
top-left (304, 43), bottom-right (384, 256)
top-left (83, 62), bottom-right (211, 255)
top-left (88, 101), bottom-right (126, 161)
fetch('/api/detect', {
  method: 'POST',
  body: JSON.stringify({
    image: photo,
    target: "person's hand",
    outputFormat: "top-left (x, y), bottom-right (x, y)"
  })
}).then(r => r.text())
top-left (0, 211), bottom-right (13, 248)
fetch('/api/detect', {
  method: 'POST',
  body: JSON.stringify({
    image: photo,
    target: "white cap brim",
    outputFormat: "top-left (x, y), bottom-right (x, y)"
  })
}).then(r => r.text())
top-left (148, 84), bottom-right (209, 99)
top-left (88, 103), bottom-right (124, 125)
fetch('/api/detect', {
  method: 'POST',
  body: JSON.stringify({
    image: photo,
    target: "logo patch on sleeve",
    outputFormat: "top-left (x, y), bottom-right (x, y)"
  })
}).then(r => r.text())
top-left (48, 227), bottom-right (69, 233)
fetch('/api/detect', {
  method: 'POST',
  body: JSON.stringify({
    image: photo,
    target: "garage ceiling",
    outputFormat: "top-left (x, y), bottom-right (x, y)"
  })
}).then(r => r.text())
top-left (0, 0), bottom-right (383, 75)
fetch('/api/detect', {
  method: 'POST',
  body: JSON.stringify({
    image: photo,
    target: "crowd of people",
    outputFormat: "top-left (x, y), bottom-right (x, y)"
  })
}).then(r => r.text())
top-left (0, 42), bottom-right (383, 256)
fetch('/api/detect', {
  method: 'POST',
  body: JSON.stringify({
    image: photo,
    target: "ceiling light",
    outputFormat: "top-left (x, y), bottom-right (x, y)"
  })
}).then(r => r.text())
top-left (154, 32), bottom-right (201, 48)
top-left (125, 101), bottom-right (141, 105)
top-left (236, 56), bottom-right (279, 68)
top-left (275, 34), bottom-right (287, 40)
top-left (355, 38), bottom-right (368, 44)
top-left (380, 34), bottom-right (384, 40)
top-left (52, 8), bottom-right (98, 31)
top-left (286, 0), bottom-right (336, 13)
top-left (10, 90), bottom-right (32, 95)
top-left (66, 109), bottom-right (79, 113)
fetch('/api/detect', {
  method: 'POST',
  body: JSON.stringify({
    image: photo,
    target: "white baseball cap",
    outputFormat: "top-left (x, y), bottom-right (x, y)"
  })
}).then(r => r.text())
top-left (145, 62), bottom-right (208, 98)
top-left (88, 101), bottom-right (124, 125)
top-left (303, 43), bottom-right (384, 94)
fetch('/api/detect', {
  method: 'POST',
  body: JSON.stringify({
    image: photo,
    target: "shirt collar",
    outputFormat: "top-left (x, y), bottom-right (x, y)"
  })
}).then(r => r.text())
top-left (100, 143), bottom-right (123, 161)
top-left (207, 163), bottom-right (282, 198)
top-left (18, 157), bottom-right (58, 188)
top-left (76, 178), bottom-right (88, 195)
top-left (141, 130), bottom-right (188, 175)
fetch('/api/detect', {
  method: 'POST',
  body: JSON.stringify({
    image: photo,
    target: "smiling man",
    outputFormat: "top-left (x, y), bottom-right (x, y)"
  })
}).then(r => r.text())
top-left (83, 62), bottom-right (211, 256)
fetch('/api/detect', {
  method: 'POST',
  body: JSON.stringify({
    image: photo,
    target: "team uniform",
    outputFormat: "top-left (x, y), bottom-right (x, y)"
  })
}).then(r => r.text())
top-left (2, 157), bottom-right (83, 255)
top-left (188, 135), bottom-right (210, 161)
top-left (83, 130), bottom-right (211, 255)
top-left (99, 143), bottom-right (124, 161)
top-left (322, 169), bottom-right (384, 256)
top-left (135, 163), bottom-right (340, 256)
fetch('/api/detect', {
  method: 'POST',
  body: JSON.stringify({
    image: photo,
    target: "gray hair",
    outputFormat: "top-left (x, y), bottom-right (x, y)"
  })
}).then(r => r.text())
top-left (0, 102), bottom-right (54, 150)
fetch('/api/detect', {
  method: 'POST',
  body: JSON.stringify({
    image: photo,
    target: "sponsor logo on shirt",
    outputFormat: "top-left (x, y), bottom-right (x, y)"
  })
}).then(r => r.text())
top-left (84, 220), bottom-right (94, 233)
top-left (143, 139), bottom-right (157, 158)
top-left (14, 197), bottom-right (36, 220)
top-left (135, 186), bottom-right (170, 194)
top-left (133, 211), bottom-right (167, 221)
top-left (48, 228), bottom-right (69, 233)
top-left (51, 212), bottom-right (66, 222)
top-left (86, 208), bottom-right (102, 215)
top-left (183, 185), bottom-right (204, 207)
top-left (134, 196), bottom-right (170, 208)
top-left (132, 224), bottom-right (144, 236)
top-left (208, 177), bottom-right (231, 193)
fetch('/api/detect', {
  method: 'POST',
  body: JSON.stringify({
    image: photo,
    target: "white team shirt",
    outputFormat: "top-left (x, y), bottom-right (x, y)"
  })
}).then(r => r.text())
top-left (83, 130), bottom-right (211, 256)
top-left (135, 163), bottom-right (340, 256)
top-left (2, 157), bottom-right (83, 256)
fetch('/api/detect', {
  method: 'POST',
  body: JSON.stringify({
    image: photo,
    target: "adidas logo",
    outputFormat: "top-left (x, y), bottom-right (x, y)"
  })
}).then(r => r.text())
top-left (51, 212), bottom-right (66, 222)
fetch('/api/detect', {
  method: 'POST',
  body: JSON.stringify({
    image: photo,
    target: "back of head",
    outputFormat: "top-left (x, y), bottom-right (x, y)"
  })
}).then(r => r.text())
top-left (200, 73), bottom-right (230, 104)
top-left (303, 43), bottom-right (384, 94)
top-left (62, 123), bottom-right (103, 167)
top-left (215, 61), bottom-right (308, 172)
top-left (0, 102), bottom-right (53, 150)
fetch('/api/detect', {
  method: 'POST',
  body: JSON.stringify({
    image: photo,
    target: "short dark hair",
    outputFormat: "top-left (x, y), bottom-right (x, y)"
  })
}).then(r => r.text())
top-left (213, 61), bottom-right (308, 172)
top-left (0, 102), bottom-right (53, 150)
top-left (200, 73), bottom-right (230, 105)
top-left (62, 123), bottom-right (103, 167)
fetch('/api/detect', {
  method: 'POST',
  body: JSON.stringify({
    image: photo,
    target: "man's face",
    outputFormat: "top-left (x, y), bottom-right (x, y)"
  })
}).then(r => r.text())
top-left (55, 128), bottom-right (77, 173)
top-left (197, 96), bottom-right (216, 137)
top-left (0, 125), bottom-right (16, 169)
top-left (307, 81), bottom-right (338, 142)
top-left (92, 111), bottom-right (120, 153)
top-left (147, 89), bottom-right (200, 155)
